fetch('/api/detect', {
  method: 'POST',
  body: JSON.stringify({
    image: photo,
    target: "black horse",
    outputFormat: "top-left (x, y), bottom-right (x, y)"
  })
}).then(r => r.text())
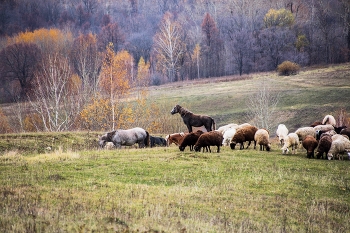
top-left (170, 104), bottom-right (216, 133)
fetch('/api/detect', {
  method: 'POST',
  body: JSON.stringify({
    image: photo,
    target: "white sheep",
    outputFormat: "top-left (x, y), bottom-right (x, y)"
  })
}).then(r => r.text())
top-left (222, 127), bottom-right (237, 146)
top-left (327, 135), bottom-right (350, 160)
top-left (254, 129), bottom-right (271, 151)
top-left (322, 115), bottom-right (336, 127)
top-left (216, 123), bottom-right (238, 134)
top-left (276, 124), bottom-right (289, 146)
top-left (314, 124), bottom-right (334, 132)
top-left (104, 142), bottom-right (115, 150)
top-left (295, 127), bottom-right (316, 143)
top-left (281, 133), bottom-right (299, 154)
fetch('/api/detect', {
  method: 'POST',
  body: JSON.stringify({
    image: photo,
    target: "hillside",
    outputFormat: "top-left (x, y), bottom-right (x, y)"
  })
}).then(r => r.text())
top-left (149, 63), bottom-right (350, 133)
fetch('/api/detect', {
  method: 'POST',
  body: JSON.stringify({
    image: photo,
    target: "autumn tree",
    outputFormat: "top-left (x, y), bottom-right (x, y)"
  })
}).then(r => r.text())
top-left (201, 12), bottom-right (224, 78)
top-left (98, 43), bottom-right (133, 130)
top-left (0, 42), bottom-right (42, 98)
top-left (28, 53), bottom-right (82, 132)
top-left (70, 33), bottom-right (101, 96)
top-left (264, 8), bottom-right (295, 28)
top-left (153, 12), bottom-right (184, 82)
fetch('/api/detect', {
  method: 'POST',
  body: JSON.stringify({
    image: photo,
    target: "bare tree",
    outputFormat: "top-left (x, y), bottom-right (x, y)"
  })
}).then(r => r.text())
top-left (28, 53), bottom-right (82, 132)
top-left (245, 78), bottom-right (281, 131)
top-left (153, 12), bottom-right (184, 82)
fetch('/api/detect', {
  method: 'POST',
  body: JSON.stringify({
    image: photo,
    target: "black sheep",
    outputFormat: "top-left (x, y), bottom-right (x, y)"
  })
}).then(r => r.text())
top-left (150, 136), bottom-right (167, 148)
top-left (315, 134), bottom-right (332, 159)
top-left (179, 130), bottom-right (204, 151)
top-left (194, 131), bottom-right (223, 153)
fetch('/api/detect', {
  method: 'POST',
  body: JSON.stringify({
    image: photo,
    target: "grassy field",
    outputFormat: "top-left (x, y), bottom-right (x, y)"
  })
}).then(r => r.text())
top-left (1, 64), bottom-right (350, 232)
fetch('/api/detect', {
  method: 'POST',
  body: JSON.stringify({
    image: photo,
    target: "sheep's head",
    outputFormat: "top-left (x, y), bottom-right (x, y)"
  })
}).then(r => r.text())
top-left (230, 141), bottom-right (237, 150)
top-left (179, 146), bottom-right (185, 151)
top-left (266, 144), bottom-right (271, 151)
top-left (282, 147), bottom-right (289, 154)
top-left (194, 145), bottom-right (201, 152)
top-left (327, 153), bottom-right (333, 160)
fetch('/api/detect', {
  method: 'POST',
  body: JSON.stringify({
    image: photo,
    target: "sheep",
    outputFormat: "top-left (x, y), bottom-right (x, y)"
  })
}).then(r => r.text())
top-left (254, 129), bottom-right (271, 151)
top-left (315, 134), bottom-right (332, 159)
top-left (315, 129), bottom-right (337, 140)
top-left (104, 142), bottom-right (115, 150)
top-left (314, 124), bottom-right (334, 132)
top-left (149, 136), bottom-right (167, 148)
top-left (322, 115), bottom-right (336, 127)
top-left (216, 123), bottom-right (238, 134)
top-left (295, 127), bottom-right (316, 143)
top-left (281, 133), bottom-right (299, 154)
top-left (179, 130), bottom-right (204, 151)
top-left (222, 127), bottom-right (237, 146)
top-left (230, 125), bottom-right (258, 150)
top-left (165, 132), bottom-right (187, 146)
top-left (327, 135), bottom-right (350, 160)
top-left (340, 128), bottom-right (350, 138)
top-left (276, 124), bottom-right (289, 146)
top-left (334, 126), bottom-right (347, 134)
top-left (194, 131), bottom-right (224, 153)
top-left (302, 135), bottom-right (318, 158)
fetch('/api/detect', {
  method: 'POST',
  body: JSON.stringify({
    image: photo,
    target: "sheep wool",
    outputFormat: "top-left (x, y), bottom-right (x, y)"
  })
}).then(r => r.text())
top-left (254, 129), bottom-right (271, 151)
top-left (327, 136), bottom-right (350, 160)
top-left (281, 133), bottom-right (299, 154)
top-left (295, 127), bottom-right (316, 142)
top-left (276, 124), bottom-right (288, 146)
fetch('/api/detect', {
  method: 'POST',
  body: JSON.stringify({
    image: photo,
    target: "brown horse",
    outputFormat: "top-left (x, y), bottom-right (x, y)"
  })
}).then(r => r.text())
top-left (170, 105), bottom-right (216, 133)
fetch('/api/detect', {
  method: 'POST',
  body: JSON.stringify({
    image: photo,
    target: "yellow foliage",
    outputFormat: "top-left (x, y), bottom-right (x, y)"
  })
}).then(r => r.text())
top-left (99, 44), bottom-right (133, 99)
top-left (295, 34), bottom-right (309, 52)
top-left (0, 109), bottom-right (12, 133)
top-left (79, 96), bottom-right (111, 131)
top-left (23, 113), bottom-right (44, 132)
top-left (67, 74), bottom-right (82, 95)
top-left (264, 8), bottom-right (294, 28)
top-left (8, 28), bottom-right (73, 53)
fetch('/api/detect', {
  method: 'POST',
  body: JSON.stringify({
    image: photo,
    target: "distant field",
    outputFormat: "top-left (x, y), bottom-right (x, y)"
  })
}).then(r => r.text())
top-left (0, 63), bottom-right (350, 232)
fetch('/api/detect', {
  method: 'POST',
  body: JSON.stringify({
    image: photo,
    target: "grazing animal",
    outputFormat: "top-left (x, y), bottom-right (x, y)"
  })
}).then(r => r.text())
top-left (281, 133), bottom-right (299, 154)
top-left (222, 127), bottom-right (237, 146)
top-left (276, 124), bottom-right (289, 146)
top-left (313, 124), bottom-right (334, 133)
top-left (170, 105), bottom-right (216, 133)
top-left (179, 130), bottom-right (204, 151)
top-left (334, 126), bottom-right (347, 134)
top-left (254, 129), bottom-right (271, 151)
top-left (315, 129), bottom-right (337, 140)
top-left (216, 123), bottom-right (238, 134)
top-left (340, 128), bottom-right (350, 138)
top-left (98, 127), bottom-right (149, 149)
top-left (165, 132), bottom-right (187, 146)
top-left (327, 135), bottom-right (350, 160)
top-left (150, 136), bottom-right (167, 148)
top-left (322, 115), bottom-right (336, 127)
top-left (315, 134), bottom-right (332, 159)
top-left (104, 142), bottom-right (115, 150)
top-left (295, 127), bottom-right (316, 143)
top-left (194, 131), bottom-right (224, 153)
top-left (230, 125), bottom-right (258, 150)
top-left (302, 135), bottom-right (318, 158)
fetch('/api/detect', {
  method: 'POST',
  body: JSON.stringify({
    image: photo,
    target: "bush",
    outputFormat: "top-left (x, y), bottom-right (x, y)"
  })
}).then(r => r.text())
top-left (277, 61), bottom-right (300, 76)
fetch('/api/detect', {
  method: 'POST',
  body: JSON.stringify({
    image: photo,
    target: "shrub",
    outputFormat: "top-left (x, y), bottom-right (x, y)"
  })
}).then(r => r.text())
top-left (277, 61), bottom-right (300, 76)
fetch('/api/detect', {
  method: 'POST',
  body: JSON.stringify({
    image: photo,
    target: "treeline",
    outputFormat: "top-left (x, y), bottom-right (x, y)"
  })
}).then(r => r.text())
top-left (0, 0), bottom-right (349, 133)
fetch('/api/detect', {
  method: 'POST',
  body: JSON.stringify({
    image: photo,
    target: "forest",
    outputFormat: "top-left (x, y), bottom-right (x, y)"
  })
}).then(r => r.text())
top-left (0, 0), bottom-right (349, 133)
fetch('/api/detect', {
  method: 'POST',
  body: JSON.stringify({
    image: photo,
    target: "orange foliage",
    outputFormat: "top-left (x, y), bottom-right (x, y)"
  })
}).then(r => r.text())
top-left (23, 113), bottom-right (44, 132)
top-left (0, 109), bottom-right (12, 133)
top-left (79, 96), bottom-right (111, 131)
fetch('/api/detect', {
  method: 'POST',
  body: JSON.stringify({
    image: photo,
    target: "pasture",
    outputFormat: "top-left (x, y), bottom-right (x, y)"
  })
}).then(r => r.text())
top-left (1, 63), bottom-right (350, 232)
top-left (1, 144), bottom-right (350, 232)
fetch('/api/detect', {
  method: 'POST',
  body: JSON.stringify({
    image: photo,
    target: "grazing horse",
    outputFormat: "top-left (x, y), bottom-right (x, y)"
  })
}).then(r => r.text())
top-left (98, 127), bottom-right (149, 148)
top-left (170, 104), bottom-right (216, 133)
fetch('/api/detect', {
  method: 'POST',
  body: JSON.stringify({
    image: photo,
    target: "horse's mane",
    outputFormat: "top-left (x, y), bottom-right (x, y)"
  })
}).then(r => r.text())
top-left (105, 131), bottom-right (116, 141)
top-left (178, 105), bottom-right (193, 116)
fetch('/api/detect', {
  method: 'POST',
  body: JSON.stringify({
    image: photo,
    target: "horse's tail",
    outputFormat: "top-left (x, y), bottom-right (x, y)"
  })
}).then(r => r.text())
top-left (144, 131), bottom-right (150, 147)
top-left (211, 117), bottom-right (216, 131)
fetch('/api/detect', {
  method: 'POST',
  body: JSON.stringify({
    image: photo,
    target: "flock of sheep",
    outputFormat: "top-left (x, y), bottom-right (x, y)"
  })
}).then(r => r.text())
top-left (165, 114), bottom-right (350, 160)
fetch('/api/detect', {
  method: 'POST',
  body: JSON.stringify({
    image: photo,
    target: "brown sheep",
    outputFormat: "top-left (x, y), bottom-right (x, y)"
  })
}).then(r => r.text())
top-left (179, 130), bottom-right (204, 151)
top-left (315, 134), bottom-right (332, 159)
top-left (340, 128), bottom-right (350, 138)
top-left (165, 132), bottom-right (187, 146)
top-left (230, 125), bottom-right (258, 150)
top-left (254, 129), bottom-right (271, 151)
top-left (194, 131), bottom-right (223, 153)
top-left (302, 135), bottom-right (318, 158)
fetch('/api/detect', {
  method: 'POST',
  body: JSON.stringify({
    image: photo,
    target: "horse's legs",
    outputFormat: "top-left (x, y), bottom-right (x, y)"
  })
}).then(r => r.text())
top-left (186, 124), bottom-right (193, 133)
